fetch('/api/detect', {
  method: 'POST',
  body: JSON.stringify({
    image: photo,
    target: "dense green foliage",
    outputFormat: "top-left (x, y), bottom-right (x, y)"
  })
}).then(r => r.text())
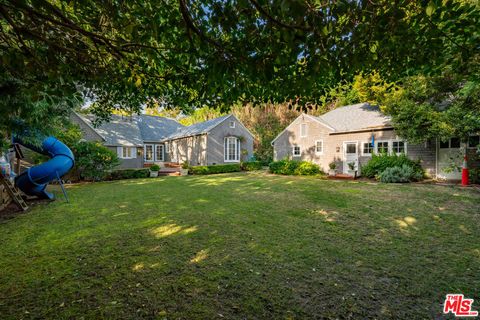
top-left (269, 159), bottom-right (322, 176)
top-left (241, 161), bottom-right (263, 171)
top-left (2, 0), bottom-right (479, 148)
top-left (149, 164), bottom-right (160, 172)
top-left (189, 164), bottom-right (241, 175)
top-left (107, 168), bottom-right (150, 180)
top-left (379, 165), bottom-right (424, 183)
top-left (381, 74), bottom-right (480, 144)
top-left (361, 153), bottom-right (424, 179)
top-left (72, 141), bottom-right (120, 181)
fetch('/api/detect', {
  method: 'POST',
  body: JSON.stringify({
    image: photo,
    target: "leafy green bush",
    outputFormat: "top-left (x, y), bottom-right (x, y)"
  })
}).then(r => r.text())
top-left (241, 161), bottom-right (263, 171)
top-left (379, 165), bottom-right (424, 183)
top-left (469, 168), bottom-right (480, 184)
top-left (107, 168), bottom-right (150, 180)
top-left (269, 159), bottom-right (322, 176)
top-left (361, 153), bottom-right (423, 179)
top-left (190, 164), bottom-right (241, 175)
top-left (294, 161), bottom-right (322, 175)
top-left (150, 164), bottom-right (160, 171)
top-left (73, 141), bottom-right (120, 181)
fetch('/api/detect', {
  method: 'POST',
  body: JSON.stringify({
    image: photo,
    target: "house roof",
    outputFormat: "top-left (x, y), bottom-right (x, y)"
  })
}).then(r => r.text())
top-left (74, 113), bottom-right (240, 146)
top-left (316, 103), bottom-right (391, 132)
top-left (271, 103), bottom-right (392, 144)
top-left (165, 114), bottom-right (232, 140)
top-left (137, 115), bottom-right (184, 142)
top-left (79, 114), bottom-right (144, 147)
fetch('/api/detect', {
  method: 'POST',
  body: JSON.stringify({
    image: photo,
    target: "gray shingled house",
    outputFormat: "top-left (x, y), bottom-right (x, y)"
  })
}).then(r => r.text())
top-left (272, 103), bottom-right (479, 180)
top-left (71, 113), bottom-right (254, 168)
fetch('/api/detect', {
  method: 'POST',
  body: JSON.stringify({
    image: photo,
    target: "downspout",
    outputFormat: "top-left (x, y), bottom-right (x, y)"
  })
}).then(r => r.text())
top-left (435, 138), bottom-right (438, 179)
top-left (204, 133), bottom-right (208, 166)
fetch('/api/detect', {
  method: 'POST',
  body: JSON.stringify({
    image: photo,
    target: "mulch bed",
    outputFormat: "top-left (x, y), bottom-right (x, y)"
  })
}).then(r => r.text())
top-left (0, 198), bottom-right (51, 222)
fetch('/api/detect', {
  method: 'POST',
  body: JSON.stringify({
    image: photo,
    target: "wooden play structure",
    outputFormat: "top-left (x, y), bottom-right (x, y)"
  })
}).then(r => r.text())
top-left (0, 144), bottom-right (29, 212)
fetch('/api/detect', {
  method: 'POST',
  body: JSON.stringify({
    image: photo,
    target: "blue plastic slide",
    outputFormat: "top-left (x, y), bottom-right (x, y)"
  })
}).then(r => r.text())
top-left (13, 136), bottom-right (75, 200)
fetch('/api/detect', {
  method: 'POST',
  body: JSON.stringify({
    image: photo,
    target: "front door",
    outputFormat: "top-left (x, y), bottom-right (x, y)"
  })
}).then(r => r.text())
top-left (438, 138), bottom-right (462, 180)
top-left (343, 142), bottom-right (358, 174)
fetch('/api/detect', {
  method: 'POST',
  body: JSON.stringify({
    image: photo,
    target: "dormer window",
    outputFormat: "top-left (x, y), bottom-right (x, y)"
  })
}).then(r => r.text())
top-left (300, 123), bottom-right (307, 137)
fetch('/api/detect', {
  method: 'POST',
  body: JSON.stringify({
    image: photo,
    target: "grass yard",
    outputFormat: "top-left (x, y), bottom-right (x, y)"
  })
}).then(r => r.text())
top-left (0, 172), bottom-right (479, 319)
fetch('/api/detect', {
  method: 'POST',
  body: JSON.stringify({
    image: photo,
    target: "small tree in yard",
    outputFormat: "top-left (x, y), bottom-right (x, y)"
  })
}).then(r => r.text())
top-left (381, 74), bottom-right (480, 175)
top-left (72, 142), bottom-right (119, 181)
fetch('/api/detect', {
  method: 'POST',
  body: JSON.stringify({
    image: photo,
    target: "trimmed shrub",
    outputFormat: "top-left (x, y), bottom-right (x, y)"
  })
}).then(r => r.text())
top-left (379, 164), bottom-right (424, 183)
top-left (294, 161), bottom-right (322, 175)
top-left (361, 153), bottom-right (424, 179)
top-left (190, 164), bottom-right (242, 175)
top-left (269, 159), bottom-right (322, 176)
top-left (150, 164), bottom-right (160, 171)
top-left (241, 161), bottom-right (263, 171)
top-left (107, 168), bottom-right (150, 180)
top-left (74, 141), bottom-right (120, 181)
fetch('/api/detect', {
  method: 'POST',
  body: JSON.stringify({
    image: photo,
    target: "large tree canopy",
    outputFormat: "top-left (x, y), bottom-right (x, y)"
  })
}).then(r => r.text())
top-left (1, 0), bottom-right (479, 143)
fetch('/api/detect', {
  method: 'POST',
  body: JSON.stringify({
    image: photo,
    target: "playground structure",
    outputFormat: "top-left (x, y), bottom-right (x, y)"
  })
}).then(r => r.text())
top-left (0, 135), bottom-right (74, 211)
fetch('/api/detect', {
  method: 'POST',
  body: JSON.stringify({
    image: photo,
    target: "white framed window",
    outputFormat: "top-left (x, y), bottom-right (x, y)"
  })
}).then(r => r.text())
top-left (392, 141), bottom-right (406, 154)
top-left (376, 141), bottom-right (389, 154)
top-left (224, 137), bottom-right (240, 162)
top-left (292, 145), bottom-right (301, 156)
top-left (315, 140), bottom-right (323, 154)
top-left (229, 121), bottom-right (235, 128)
top-left (118, 147), bottom-right (136, 159)
top-left (468, 135), bottom-right (479, 148)
top-left (440, 137), bottom-right (461, 149)
top-left (300, 123), bottom-right (307, 137)
top-left (144, 144), bottom-right (154, 161)
top-left (155, 145), bottom-right (164, 161)
top-left (362, 142), bottom-right (373, 156)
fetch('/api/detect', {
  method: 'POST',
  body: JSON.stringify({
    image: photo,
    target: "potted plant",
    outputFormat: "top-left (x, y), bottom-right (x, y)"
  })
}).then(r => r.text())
top-left (180, 161), bottom-right (189, 176)
top-left (328, 162), bottom-right (337, 176)
top-left (347, 162), bottom-right (356, 177)
top-left (149, 164), bottom-right (160, 177)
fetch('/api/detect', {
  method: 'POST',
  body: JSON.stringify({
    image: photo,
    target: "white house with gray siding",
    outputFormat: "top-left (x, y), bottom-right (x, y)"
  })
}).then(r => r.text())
top-left (272, 103), bottom-right (479, 180)
top-left (71, 113), bottom-right (254, 169)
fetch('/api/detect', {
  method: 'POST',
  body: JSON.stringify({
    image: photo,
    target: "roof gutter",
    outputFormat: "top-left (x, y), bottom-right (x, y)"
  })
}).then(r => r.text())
top-left (328, 126), bottom-right (394, 135)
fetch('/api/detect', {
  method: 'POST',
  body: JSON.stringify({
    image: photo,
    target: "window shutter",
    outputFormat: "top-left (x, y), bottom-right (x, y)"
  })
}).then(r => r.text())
top-left (131, 147), bottom-right (136, 158)
top-left (117, 147), bottom-right (122, 158)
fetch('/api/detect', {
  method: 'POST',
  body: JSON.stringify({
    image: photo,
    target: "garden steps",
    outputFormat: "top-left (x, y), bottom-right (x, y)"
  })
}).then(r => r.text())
top-left (158, 167), bottom-right (182, 176)
top-left (328, 174), bottom-right (355, 180)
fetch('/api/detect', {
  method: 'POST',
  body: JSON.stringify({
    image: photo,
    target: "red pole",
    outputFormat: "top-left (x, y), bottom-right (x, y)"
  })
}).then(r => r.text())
top-left (461, 154), bottom-right (469, 186)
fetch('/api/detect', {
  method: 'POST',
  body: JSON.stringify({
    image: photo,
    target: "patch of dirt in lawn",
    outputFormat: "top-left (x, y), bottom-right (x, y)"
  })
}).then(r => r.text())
top-left (0, 199), bottom-right (51, 222)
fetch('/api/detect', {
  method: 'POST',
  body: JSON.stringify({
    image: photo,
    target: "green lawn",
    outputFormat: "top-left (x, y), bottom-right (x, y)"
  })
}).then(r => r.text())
top-left (0, 172), bottom-right (479, 319)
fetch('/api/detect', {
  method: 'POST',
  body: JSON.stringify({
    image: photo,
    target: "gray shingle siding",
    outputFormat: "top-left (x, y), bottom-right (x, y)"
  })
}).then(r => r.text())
top-left (405, 141), bottom-right (436, 176)
top-left (70, 113), bottom-right (104, 142)
top-left (272, 110), bottom-right (440, 177)
top-left (206, 116), bottom-right (254, 165)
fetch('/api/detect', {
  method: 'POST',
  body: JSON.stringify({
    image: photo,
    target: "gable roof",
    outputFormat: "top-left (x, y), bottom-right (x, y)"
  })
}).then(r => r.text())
top-left (165, 114), bottom-right (231, 140)
top-left (317, 103), bottom-right (391, 132)
top-left (271, 113), bottom-right (335, 144)
top-left (79, 114), bottom-right (144, 147)
top-left (137, 115), bottom-right (184, 141)
top-left (74, 113), bottom-right (246, 145)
